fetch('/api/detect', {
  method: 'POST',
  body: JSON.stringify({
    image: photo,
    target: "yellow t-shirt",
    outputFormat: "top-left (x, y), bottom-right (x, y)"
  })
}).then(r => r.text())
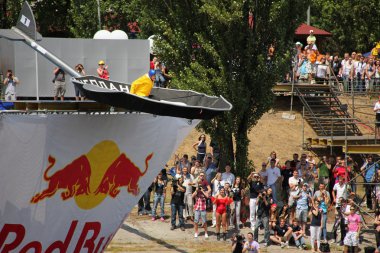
top-left (130, 74), bottom-right (153, 97)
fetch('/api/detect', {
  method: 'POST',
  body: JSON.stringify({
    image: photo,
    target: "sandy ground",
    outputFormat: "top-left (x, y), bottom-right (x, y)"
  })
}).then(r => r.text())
top-left (106, 95), bottom-right (378, 252)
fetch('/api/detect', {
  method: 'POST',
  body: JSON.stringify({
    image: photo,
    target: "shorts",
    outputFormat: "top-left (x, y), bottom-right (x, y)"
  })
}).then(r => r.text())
top-left (344, 231), bottom-right (359, 246)
top-left (54, 80), bottom-right (66, 97)
top-left (194, 210), bottom-right (207, 223)
top-left (296, 209), bottom-right (308, 223)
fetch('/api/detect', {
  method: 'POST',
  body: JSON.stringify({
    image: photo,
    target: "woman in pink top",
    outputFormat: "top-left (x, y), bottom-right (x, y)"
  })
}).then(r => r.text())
top-left (343, 207), bottom-right (361, 253)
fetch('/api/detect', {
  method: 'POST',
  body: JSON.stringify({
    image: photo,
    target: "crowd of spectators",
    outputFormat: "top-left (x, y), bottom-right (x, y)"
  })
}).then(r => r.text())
top-left (137, 135), bottom-right (380, 252)
top-left (289, 30), bottom-right (380, 94)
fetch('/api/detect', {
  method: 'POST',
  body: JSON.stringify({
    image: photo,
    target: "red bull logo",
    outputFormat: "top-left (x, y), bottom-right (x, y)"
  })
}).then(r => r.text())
top-left (30, 140), bottom-right (153, 209)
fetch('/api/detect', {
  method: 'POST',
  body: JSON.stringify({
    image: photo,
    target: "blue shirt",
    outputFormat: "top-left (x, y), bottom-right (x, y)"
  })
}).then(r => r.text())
top-left (365, 162), bottom-right (379, 182)
top-left (296, 191), bottom-right (309, 210)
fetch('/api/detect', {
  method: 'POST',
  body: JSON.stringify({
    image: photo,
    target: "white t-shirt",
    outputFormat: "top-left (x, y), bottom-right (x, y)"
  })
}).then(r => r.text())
top-left (183, 174), bottom-right (195, 194)
top-left (354, 61), bottom-right (366, 75)
top-left (289, 176), bottom-right (303, 187)
top-left (212, 179), bottom-right (222, 196)
top-left (315, 63), bottom-right (328, 78)
top-left (374, 101), bottom-right (380, 114)
top-left (333, 182), bottom-right (347, 206)
top-left (266, 166), bottom-right (281, 186)
top-left (221, 172), bottom-right (235, 186)
top-left (4, 77), bottom-right (19, 94)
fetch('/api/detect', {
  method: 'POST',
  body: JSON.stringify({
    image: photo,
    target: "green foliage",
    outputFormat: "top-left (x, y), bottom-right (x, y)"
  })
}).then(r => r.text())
top-left (134, 0), bottom-right (308, 175)
top-left (310, 0), bottom-right (380, 54)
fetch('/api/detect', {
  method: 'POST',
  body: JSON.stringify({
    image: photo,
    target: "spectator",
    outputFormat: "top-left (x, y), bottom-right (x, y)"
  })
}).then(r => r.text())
top-left (248, 172), bottom-right (264, 231)
top-left (281, 160), bottom-right (293, 203)
top-left (288, 170), bottom-right (302, 222)
top-left (191, 160), bottom-right (204, 179)
top-left (293, 183), bottom-right (311, 235)
top-left (232, 233), bottom-right (245, 253)
top-left (315, 56), bottom-right (329, 84)
top-left (53, 67), bottom-right (65, 101)
top-left (222, 164), bottom-right (235, 186)
top-left (258, 162), bottom-right (268, 185)
top-left (365, 57), bottom-right (375, 92)
top-left (290, 153), bottom-right (300, 170)
top-left (137, 185), bottom-right (152, 216)
top-left (154, 61), bottom-right (166, 87)
top-left (298, 54), bottom-right (312, 82)
top-left (331, 55), bottom-right (342, 79)
top-left (374, 97), bottom-right (380, 138)
top-left (332, 197), bottom-right (347, 245)
top-left (209, 139), bottom-right (221, 166)
top-left (212, 187), bottom-right (233, 241)
top-left (130, 70), bottom-right (156, 97)
top-left (332, 176), bottom-right (349, 209)
top-left (240, 179), bottom-right (251, 227)
top-left (231, 176), bottom-right (243, 230)
top-left (314, 183), bottom-right (330, 242)
top-left (341, 55), bottom-right (354, 92)
top-left (333, 158), bottom-right (349, 184)
top-left (267, 151), bottom-right (280, 167)
top-left (183, 167), bottom-right (195, 222)
top-left (243, 232), bottom-right (261, 253)
top-left (317, 156), bottom-right (330, 189)
top-left (253, 188), bottom-right (270, 247)
top-left (269, 218), bottom-right (292, 248)
top-left (291, 218), bottom-right (307, 249)
top-left (224, 182), bottom-right (233, 228)
top-left (170, 175), bottom-right (185, 230)
top-left (74, 64), bottom-right (86, 101)
top-left (352, 54), bottom-right (366, 92)
top-left (307, 30), bottom-right (316, 46)
top-left (151, 172), bottom-right (167, 221)
top-left (269, 203), bottom-right (278, 230)
top-left (310, 199), bottom-right (322, 252)
top-left (192, 179), bottom-right (209, 238)
top-left (360, 155), bottom-right (379, 209)
top-left (150, 56), bottom-right (157, 70)
top-left (178, 154), bottom-right (191, 170)
top-left (343, 206), bottom-right (361, 253)
top-left (211, 172), bottom-right (222, 227)
top-left (267, 159), bottom-right (282, 203)
top-left (204, 155), bottom-right (218, 185)
top-left (3, 69), bottom-right (19, 101)
top-left (278, 203), bottom-right (290, 223)
top-left (193, 134), bottom-right (207, 163)
top-left (97, 60), bottom-right (109, 80)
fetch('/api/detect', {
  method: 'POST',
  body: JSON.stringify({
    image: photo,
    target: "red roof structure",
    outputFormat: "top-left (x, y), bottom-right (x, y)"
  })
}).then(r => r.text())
top-left (295, 23), bottom-right (332, 36)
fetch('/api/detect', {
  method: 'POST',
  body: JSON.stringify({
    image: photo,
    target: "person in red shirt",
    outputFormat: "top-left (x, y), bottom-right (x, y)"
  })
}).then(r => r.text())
top-left (212, 187), bottom-right (233, 241)
top-left (333, 159), bottom-right (349, 183)
top-left (97, 60), bottom-right (109, 80)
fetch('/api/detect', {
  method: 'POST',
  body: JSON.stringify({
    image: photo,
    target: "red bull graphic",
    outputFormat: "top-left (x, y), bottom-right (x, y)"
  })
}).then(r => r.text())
top-left (30, 140), bottom-right (153, 210)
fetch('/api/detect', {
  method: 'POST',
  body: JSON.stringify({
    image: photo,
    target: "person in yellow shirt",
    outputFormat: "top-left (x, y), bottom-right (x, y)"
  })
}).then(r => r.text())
top-left (130, 70), bottom-right (156, 97)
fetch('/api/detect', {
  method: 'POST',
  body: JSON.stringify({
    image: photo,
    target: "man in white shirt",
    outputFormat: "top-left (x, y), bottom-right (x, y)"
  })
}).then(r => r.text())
top-left (353, 55), bottom-right (366, 92)
top-left (374, 96), bottom-right (380, 137)
top-left (182, 167), bottom-right (195, 220)
top-left (221, 164), bottom-right (235, 186)
top-left (267, 159), bottom-right (282, 203)
top-left (340, 54), bottom-right (353, 92)
top-left (332, 176), bottom-right (348, 208)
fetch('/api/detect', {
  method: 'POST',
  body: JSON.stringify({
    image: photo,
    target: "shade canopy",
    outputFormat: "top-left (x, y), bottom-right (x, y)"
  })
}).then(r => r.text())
top-left (295, 23), bottom-right (332, 36)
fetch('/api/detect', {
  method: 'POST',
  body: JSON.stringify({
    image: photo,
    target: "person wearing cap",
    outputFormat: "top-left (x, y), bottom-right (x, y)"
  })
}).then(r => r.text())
top-left (130, 70), bottom-right (156, 97)
top-left (307, 29), bottom-right (316, 45)
top-left (374, 96), bottom-right (380, 137)
top-left (97, 60), bottom-right (109, 80)
top-left (293, 183), bottom-right (311, 235)
top-left (248, 171), bottom-right (264, 231)
top-left (253, 187), bottom-right (270, 247)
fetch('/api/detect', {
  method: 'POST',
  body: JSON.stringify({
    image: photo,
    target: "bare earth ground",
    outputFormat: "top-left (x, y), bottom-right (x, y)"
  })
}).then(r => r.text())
top-left (106, 96), bottom-right (378, 252)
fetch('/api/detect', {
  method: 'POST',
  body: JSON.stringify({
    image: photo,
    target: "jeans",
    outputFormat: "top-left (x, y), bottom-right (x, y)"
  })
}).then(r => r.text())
top-left (152, 193), bottom-right (165, 217)
top-left (138, 189), bottom-right (151, 214)
top-left (321, 213), bottom-right (328, 241)
top-left (310, 226), bottom-right (321, 249)
top-left (249, 198), bottom-right (257, 229)
top-left (183, 192), bottom-right (194, 218)
top-left (292, 233), bottom-right (306, 246)
top-left (269, 183), bottom-right (278, 203)
top-left (230, 200), bottom-right (241, 228)
top-left (254, 216), bottom-right (269, 244)
top-left (171, 203), bottom-right (184, 227)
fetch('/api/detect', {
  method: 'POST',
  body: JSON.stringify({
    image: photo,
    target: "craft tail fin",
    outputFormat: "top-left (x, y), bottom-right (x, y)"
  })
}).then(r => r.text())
top-left (16, 1), bottom-right (37, 40)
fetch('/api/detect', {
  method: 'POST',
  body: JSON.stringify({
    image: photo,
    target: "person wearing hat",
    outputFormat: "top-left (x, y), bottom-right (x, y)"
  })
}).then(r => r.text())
top-left (130, 70), bottom-right (156, 97)
top-left (374, 96), bottom-right (380, 137)
top-left (248, 171), bottom-right (264, 231)
top-left (97, 60), bottom-right (109, 80)
top-left (293, 183), bottom-right (311, 235)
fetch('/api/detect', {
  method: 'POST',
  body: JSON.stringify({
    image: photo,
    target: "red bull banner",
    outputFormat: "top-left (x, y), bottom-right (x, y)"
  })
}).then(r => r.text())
top-left (0, 114), bottom-right (199, 252)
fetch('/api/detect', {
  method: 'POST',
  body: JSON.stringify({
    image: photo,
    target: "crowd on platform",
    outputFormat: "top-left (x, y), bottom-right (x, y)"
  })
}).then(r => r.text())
top-left (137, 135), bottom-right (380, 253)
top-left (289, 30), bottom-right (380, 94)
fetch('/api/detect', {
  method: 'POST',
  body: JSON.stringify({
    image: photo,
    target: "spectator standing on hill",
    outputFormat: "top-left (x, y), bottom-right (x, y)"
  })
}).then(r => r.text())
top-left (343, 206), bottom-right (361, 253)
top-left (130, 70), bottom-right (156, 97)
top-left (310, 199), bottom-right (322, 252)
top-left (352, 55), bottom-right (366, 92)
top-left (281, 160), bottom-right (294, 202)
top-left (288, 170), bottom-right (302, 222)
top-left (259, 162), bottom-right (268, 185)
top-left (293, 183), bottom-right (311, 235)
top-left (222, 164), bottom-right (235, 186)
top-left (204, 155), bottom-right (217, 185)
top-left (360, 155), bottom-right (379, 209)
top-left (74, 64), bottom-right (86, 101)
top-left (253, 188), bottom-right (270, 247)
top-left (231, 176), bottom-right (243, 230)
top-left (267, 151), bottom-right (280, 167)
top-left (3, 69), bottom-right (19, 101)
top-left (193, 134), bottom-right (207, 163)
top-left (170, 175), bottom-right (185, 230)
top-left (365, 58), bottom-right (375, 92)
top-left (97, 60), bottom-right (109, 80)
top-left (212, 187), bottom-right (233, 241)
top-left (138, 184), bottom-right (152, 216)
top-left (340, 54), bottom-right (353, 91)
top-left (192, 178), bottom-right (209, 238)
top-left (191, 160), bottom-right (204, 179)
top-left (209, 139), bottom-right (221, 166)
top-left (248, 172), bottom-right (264, 231)
top-left (183, 167), bottom-right (195, 222)
top-left (332, 176), bottom-right (349, 209)
top-left (267, 159), bottom-right (282, 203)
top-left (314, 183), bottom-right (330, 242)
top-left (53, 67), bottom-right (65, 101)
top-left (151, 172), bottom-right (167, 221)
top-left (317, 156), bottom-right (330, 189)
top-left (211, 172), bottom-right (222, 227)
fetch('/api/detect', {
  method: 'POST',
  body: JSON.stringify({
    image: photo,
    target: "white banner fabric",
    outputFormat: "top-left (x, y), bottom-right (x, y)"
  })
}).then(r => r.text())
top-left (0, 114), bottom-right (199, 253)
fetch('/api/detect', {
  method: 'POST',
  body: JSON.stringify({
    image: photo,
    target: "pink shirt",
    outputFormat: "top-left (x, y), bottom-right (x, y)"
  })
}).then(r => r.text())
top-left (347, 213), bottom-right (361, 232)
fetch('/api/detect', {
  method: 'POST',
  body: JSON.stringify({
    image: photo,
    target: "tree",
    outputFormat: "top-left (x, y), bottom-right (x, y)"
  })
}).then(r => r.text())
top-left (133, 0), bottom-right (309, 176)
top-left (310, 0), bottom-right (380, 54)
